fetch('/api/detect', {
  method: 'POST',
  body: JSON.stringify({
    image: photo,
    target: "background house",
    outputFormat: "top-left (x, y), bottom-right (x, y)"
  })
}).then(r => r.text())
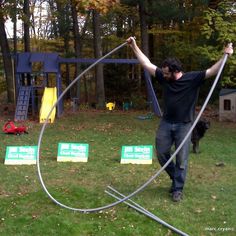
top-left (219, 89), bottom-right (236, 122)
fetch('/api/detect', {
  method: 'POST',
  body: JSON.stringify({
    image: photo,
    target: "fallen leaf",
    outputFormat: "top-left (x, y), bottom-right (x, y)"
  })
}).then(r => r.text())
top-left (215, 162), bottom-right (225, 167)
top-left (211, 195), bottom-right (217, 200)
top-left (195, 209), bottom-right (202, 213)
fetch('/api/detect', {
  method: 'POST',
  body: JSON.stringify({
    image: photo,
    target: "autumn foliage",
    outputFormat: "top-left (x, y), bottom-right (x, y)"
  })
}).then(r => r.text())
top-left (75, 0), bottom-right (120, 13)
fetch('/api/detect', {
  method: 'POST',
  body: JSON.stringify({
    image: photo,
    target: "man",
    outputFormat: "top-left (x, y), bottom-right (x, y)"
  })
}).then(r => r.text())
top-left (127, 37), bottom-right (233, 202)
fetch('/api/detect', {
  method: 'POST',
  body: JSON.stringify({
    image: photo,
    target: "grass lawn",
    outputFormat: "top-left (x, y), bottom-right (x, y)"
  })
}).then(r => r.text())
top-left (0, 109), bottom-right (235, 236)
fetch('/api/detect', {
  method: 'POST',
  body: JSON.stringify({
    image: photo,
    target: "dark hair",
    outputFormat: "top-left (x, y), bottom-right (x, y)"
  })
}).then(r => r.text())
top-left (161, 58), bottom-right (183, 73)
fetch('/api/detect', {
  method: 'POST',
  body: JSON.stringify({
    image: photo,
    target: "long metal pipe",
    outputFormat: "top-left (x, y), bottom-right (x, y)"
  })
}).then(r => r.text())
top-left (36, 41), bottom-right (229, 213)
top-left (106, 186), bottom-right (189, 236)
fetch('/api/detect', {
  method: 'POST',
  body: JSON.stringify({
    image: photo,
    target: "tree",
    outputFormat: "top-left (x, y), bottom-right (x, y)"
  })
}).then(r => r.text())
top-left (23, 0), bottom-right (30, 52)
top-left (12, 0), bottom-right (17, 54)
top-left (74, 0), bottom-right (120, 107)
top-left (208, 0), bottom-right (222, 9)
top-left (0, 1), bottom-right (15, 103)
top-left (201, 1), bottom-right (236, 87)
top-left (92, 10), bottom-right (105, 108)
top-left (70, 0), bottom-right (82, 99)
top-left (55, 0), bottom-right (72, 55)
top-left (138, 0), bottom-right (149, 57)
top-left (48, 0), bottom-right (59, 38)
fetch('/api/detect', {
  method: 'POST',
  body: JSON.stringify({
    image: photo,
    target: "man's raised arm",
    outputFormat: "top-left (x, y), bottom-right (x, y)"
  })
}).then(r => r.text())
top-left (205, 43), bottom-right (233, 79)
top-left (127, 37), bottom-right (157, 76)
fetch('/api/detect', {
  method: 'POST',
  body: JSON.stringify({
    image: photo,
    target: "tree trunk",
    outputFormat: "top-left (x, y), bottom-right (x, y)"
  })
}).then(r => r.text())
top-left (13, 1), bottom-right (17, 55)
top-left (71, 1), bottom-right (81, 58)
top-left (23, 0), bottom-right (30, 52)
top-left (48, 0), bottom-right (58, 38)
top-left (0, 15), bottom-right (15, 103)
top-left (64, 3), bottom-right (70, 54)
top-left (139, 1), bottom-right (149, 57)
top-left (178, 0), bottom-right (185, 30)
top-left (92, 10), bottom-right (105, 109)
top-left (208, 0), bottom-right (221, 9)
top-left (71, 0), bottom-right (82, 99)
top-left (56, 0), bottom-right (70, 54)
top-left (138, 1), bottom-right (149, 91)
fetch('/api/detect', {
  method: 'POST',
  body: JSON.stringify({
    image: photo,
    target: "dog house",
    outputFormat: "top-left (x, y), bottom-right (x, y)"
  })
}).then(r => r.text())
top-left (219, 89), bottom-right (236, 122)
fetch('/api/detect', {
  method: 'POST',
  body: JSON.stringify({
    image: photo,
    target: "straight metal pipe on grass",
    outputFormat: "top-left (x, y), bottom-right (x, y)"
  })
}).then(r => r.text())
top-left (106, 186), bottom-right (189, 236)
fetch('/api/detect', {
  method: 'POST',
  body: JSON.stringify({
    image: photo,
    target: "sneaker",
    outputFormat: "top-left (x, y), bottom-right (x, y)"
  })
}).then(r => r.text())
top-left (172, 191), bottom-right (183, 202)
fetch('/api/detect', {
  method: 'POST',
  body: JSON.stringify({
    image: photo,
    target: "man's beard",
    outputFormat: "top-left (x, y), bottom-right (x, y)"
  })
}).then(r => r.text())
top-left (166, 73), bottom-right (176, 82)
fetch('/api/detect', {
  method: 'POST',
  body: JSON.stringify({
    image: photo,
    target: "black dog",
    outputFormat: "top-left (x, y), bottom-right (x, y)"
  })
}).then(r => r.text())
top-left (191, 119), bottom-right (210, 153)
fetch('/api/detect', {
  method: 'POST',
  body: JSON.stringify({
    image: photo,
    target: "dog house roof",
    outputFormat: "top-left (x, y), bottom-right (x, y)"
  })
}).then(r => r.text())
top-left (219, 88), bottom-right (236, 96)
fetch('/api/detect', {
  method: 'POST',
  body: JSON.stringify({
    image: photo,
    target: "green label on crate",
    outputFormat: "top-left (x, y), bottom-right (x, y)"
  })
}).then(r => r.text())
top-left (121, 145), bottom-right (153, 164)
top-left (57, 143), bottom-right (89, 162)
top-left (5, 146), bottom-right (37, 165)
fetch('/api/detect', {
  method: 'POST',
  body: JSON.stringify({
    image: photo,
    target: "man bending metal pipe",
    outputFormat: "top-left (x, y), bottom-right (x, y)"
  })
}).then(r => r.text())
top-left (127, 37), bottom-right (233, 202)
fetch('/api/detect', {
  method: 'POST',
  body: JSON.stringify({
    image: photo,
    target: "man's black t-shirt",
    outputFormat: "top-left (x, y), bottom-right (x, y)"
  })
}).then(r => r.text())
top-left (155, 68), bottom-right (206, 123)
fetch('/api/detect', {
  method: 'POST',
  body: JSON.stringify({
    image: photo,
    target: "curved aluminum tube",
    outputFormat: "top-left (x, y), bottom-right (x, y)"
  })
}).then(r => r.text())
top-left (37, 43), bottom-right (228, 213)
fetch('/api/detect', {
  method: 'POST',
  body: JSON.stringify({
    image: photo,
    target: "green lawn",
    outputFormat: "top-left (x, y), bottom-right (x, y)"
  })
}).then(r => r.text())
top-left (0, 110), bottom-right (235, 236)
